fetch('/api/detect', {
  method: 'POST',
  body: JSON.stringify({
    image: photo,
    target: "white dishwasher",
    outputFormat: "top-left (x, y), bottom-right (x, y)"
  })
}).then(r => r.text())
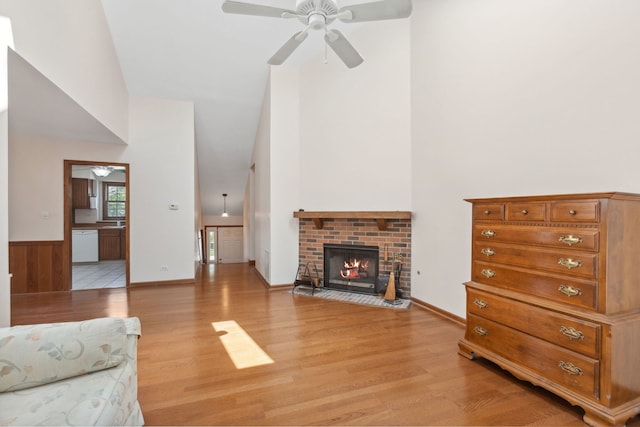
top-left (72, 229), bottom-right (99, 262)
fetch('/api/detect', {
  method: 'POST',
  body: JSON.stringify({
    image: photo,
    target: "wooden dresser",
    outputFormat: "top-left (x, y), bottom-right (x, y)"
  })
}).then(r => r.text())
top-left (458, 192), bottom-right (640, 427)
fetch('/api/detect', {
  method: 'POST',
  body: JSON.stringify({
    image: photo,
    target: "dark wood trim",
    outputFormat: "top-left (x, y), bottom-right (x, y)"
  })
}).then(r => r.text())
top-left (9, 240), bottom-right (63, 246)
top-left (293, 211), bottom-right (412, 231)
top-left (9, 240), bottom-right (65, 294)
top-left (129, 278), bottom-right (196, 288)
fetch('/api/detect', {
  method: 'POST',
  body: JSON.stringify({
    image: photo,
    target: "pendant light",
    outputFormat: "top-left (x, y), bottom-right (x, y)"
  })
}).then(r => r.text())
top-left (91, 166), bottom-right (113, 178)
top-left (222, 193), bottom-right (229, 217)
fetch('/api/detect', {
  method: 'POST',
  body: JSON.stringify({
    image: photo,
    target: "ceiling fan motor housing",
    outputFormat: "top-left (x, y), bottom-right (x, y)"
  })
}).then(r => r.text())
top-left (295, 0), bottom-right (338, 27)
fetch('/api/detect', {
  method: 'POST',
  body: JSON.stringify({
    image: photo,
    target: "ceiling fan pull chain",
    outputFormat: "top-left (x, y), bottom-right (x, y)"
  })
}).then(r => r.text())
top-left (324, 35), bottom-right (329, 64)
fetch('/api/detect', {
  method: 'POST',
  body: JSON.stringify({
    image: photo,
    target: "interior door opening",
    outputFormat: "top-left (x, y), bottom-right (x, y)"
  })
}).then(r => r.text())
top-left (65, 160), bottom-right (129, 291)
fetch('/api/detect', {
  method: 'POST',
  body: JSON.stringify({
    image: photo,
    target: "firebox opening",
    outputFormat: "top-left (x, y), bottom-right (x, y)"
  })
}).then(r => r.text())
top-left (323, 244), bottom-right (379, 294)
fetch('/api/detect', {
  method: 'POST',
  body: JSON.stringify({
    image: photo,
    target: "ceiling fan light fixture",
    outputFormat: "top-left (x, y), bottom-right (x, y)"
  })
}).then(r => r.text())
top-left (221, 0), bottom-right (413, 68)
top-left (91, 166), bottom-right (113, 178)
top-left (308, 13), bottom-right (326, 30)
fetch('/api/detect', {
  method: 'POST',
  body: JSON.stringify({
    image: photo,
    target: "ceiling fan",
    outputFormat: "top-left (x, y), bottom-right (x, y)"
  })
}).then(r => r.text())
top-left (221, 0), bottom-right (412, 68)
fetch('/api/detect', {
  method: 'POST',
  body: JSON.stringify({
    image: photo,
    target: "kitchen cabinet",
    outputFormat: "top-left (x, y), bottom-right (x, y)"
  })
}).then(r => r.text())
top-left (72, 178), bottom-right (90, 209)
top-left (99, 228), bottom-right (123, 260)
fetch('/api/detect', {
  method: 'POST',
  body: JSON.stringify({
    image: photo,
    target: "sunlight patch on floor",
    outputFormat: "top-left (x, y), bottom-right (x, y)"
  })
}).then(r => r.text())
top-left (212, 320), bottom-right (274, 369)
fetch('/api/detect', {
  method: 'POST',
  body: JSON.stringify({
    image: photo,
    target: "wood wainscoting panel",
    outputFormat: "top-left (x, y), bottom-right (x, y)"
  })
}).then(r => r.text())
top-left (9, 241), bottom-right (66, 294)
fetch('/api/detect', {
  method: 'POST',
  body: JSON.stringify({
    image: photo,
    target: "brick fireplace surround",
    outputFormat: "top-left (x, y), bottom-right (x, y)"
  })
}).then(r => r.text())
top-left (294, 211), bottom-right (412, 297)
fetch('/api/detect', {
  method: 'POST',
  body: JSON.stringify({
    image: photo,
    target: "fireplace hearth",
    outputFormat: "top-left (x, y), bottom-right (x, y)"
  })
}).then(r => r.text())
top-left (324, 244), bottom-right (379, 294)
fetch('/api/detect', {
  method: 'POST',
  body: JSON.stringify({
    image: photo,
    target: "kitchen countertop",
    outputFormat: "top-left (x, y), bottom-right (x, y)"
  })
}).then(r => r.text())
top-left (72, 223), bottom-right (126, 230)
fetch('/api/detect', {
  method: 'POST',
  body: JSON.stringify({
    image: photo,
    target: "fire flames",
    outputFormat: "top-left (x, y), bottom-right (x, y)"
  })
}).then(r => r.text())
top-left (340, 258), bottom-right (369, 279)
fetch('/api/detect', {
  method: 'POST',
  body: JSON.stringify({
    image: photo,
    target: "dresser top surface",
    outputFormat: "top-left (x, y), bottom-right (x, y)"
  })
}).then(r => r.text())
top-left (465, 191), bottom-right (640, 204)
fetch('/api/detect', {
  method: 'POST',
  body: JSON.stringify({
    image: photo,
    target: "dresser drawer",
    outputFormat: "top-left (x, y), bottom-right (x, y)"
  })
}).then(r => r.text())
top-left (467, 288), bottom-right (600, 358)
top-left (551, 201), bottom-right (600, 223)
top-left (466, 314), bottom-right (599, 399)
top-left (506, 202), bottom-right (546, 221)
top-left (473, 203), bottom-right (504, 221)
top-left (473, 224), bottom-right (599, 252)
top-left (473, 243), bottom-right (597, 279)
top-left (472, 261), bottom-right (597, 310)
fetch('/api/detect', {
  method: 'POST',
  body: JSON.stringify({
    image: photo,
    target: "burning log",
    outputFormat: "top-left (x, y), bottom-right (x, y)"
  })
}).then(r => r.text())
top-left (339, 258), bottom-right (369, 279)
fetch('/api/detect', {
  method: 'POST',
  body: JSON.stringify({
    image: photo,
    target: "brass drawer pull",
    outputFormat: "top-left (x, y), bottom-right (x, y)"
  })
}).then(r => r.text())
top-left (560, 326), bottom-right (585, 340)
top-left (473, 326), bottom-right (488, 336)
top-left (559, 361), bottom-right (583, 376)
top-left (481, 269), bottom-right (496, 279)
top-left (481, 230), bottom-right (496, 238)
top-left (559, 235), bottom-right (583, 246)
top-left (558, 258), bottom-right (582, 270)
top-left (558, 285), bottom-right (583, 297)
top-left (521, 209), bottom-right (528, 215)
top-left (481, 248), bottom-right (495, 257)
top-left (483, 210), bottom-right (491, 215)
top-left (569, 210), bottom-right (577, 215)
top-left (473, 299), bottom-right (488, 309)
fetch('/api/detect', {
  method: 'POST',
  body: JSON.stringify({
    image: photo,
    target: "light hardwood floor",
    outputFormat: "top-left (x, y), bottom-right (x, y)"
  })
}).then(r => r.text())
top-left (11, 263), bottom-right (640, 426)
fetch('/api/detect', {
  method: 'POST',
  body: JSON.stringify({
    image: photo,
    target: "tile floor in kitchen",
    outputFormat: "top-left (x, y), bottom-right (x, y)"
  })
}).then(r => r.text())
top-left (72, 260), bottom-right (126, 290)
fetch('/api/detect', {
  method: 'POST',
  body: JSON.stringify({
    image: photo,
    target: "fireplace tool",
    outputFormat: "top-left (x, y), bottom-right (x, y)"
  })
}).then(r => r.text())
top-left (383, 254), bottom-right (403, 304)
top-left (293, 261), bottom-right (321, 295)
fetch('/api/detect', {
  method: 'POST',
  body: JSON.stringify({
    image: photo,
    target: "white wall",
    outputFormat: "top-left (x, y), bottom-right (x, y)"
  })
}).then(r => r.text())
top-left (0, 17), bottom-right (12, 327)
top-left (252, 77), bottom-right (272, 282)
top-left (0, 0), bottom-right (128, 141)
top-left (9, 138), bottom-right (124, 241)
top-left (411, 0), bottom-right (640, 318)
top-left (202, 215), bottom-right (243, 227)
top-left (269, 67), bottom-right (301, 286)
top-left (297, 20), bottom-right (412, 210)
top-left (253, 20), bottom-right (412, 286)
top-left (8, 96), bottom-right (196, 284)
top-left (127, 96), bottom-right (195, 283)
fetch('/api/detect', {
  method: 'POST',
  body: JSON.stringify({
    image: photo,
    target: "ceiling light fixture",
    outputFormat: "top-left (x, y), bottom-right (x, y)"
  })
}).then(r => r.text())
top-left (222, 193), bottom-right (229, 217)
top-left (91, 166), bottom-right (113, 178)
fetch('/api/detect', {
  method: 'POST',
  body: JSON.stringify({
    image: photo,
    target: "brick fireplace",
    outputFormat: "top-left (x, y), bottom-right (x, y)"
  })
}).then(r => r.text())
top-left (293, 211), bottom-right (412, 297)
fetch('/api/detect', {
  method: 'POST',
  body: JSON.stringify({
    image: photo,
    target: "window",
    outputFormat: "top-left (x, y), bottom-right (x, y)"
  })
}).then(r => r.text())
top-left (103, 182), bottom-right (126, 219)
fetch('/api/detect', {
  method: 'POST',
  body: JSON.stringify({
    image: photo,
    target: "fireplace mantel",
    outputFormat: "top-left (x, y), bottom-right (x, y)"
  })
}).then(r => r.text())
top-left (293, 211), bottom-right (411, 231)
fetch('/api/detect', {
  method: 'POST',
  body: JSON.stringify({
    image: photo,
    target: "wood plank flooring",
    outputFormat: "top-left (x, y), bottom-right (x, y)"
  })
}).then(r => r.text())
top-left (10, 263), bottom-right (640, 426)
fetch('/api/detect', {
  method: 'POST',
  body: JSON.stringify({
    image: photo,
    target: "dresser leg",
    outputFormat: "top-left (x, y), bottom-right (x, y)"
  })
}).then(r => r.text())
top-left (583, 410), bottom-right (626, 427)
top-left (457, 339), bottom-right (476, 360)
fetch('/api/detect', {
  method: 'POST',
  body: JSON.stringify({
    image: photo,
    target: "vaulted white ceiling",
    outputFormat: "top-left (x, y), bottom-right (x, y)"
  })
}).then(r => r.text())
top-left (101, 0), bottom-right (368, 217)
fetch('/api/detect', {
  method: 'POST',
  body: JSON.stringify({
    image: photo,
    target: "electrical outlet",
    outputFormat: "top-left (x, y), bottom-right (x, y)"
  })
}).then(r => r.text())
top-left (160, 265), bottom-right (169, 271)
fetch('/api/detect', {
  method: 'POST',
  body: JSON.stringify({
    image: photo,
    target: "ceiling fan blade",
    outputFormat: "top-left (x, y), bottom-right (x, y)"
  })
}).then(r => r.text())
top-left (221, 0), bottom-right (295, 18)
top-left (324, 30), bottom-right (364, 69)
top-left (338, 0), bottom-right (412, 23)
top-left (268, 31), bottom-right (309, 65)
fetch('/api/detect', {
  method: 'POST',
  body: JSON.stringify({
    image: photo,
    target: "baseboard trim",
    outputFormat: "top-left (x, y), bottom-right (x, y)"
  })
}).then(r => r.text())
top-left (252, 267), bottom-right (293, 291)
top-left (129, 278), bottom-right (196, 288)
top-left (411, 296), bottom-right (466, 327)
top-left (251, 265), bottom-right (466, 325)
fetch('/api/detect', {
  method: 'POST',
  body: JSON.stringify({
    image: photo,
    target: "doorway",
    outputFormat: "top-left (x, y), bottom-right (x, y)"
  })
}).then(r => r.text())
top-left (64, 160), bottom-right (129, 290)
top-left (206, 227), bottom-right (218, 263)
top-left (206, 226), bottom-right (244, 264)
